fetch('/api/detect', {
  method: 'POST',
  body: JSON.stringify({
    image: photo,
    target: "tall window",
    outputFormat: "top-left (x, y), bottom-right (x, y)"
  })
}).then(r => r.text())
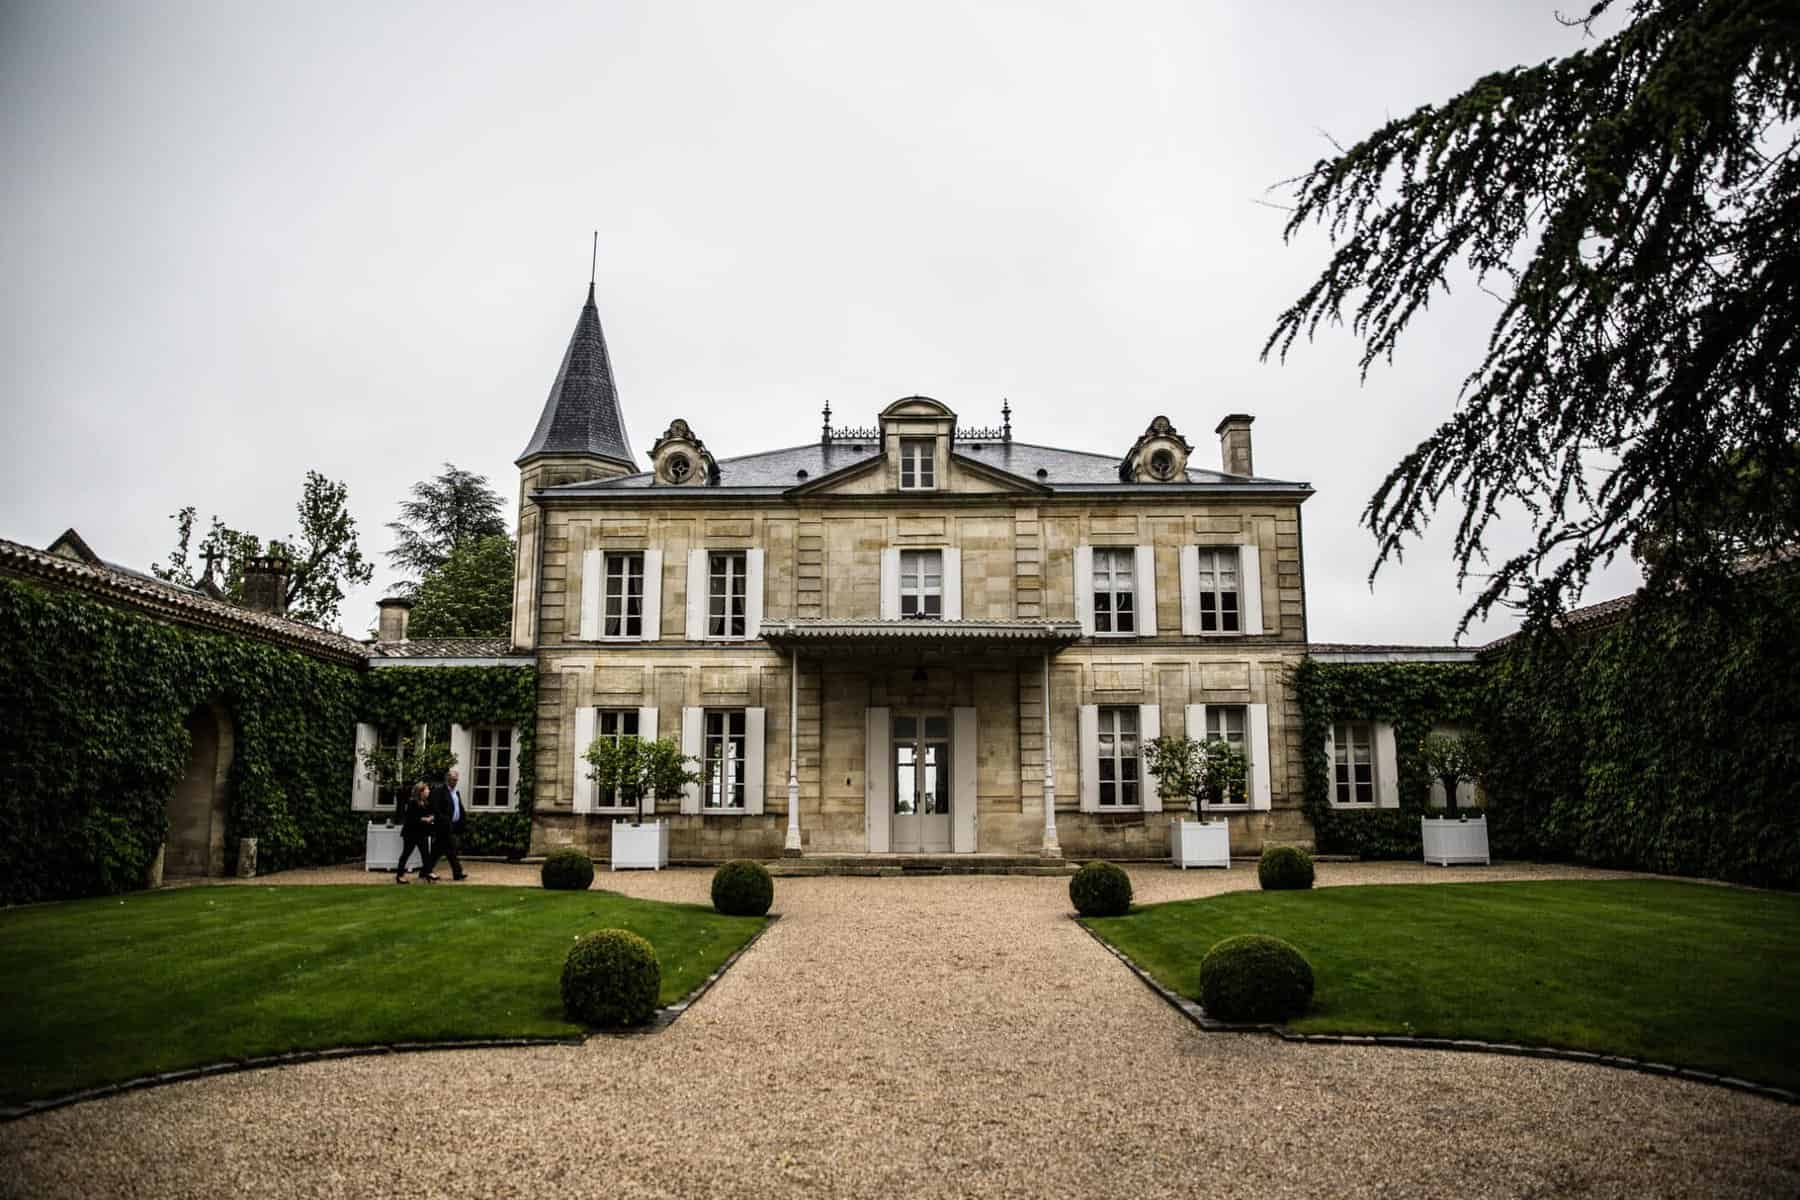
top-left (468, 726), bottom-right (513, 809)
top-left (1194, 549), bottom-right (1241, 633)
top-left (604, 552), bottom-right (645, 638)
top-left (376, 727), bottom-right (414, 809)
top-left (1333, 721), bottom-right (1375, 805)
top-left (900, 438), bottom-right (935, 489)
top-left (1092, 548), bottom-right (1136, 635)
top-left (703, 709), bottom-right (747, 810)
top-left (900, 549), bottom-right (943, 618)
top-left (708, 551), bottom-right (747, 637)
top-left (596, 709), bottom-right (640, 808)
top-left (1097, 706), bottom-right (1140, 807)
top-left (1203, 706), bottom-right (1248, 805)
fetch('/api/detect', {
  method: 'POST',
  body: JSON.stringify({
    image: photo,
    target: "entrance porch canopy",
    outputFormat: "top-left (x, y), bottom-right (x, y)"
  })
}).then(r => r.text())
top-left (760, 617), bottom-right (1084, 659)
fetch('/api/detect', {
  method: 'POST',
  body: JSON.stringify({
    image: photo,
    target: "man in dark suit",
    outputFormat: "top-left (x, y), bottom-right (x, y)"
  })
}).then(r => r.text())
top-left (424, 768), bottom-right (469, 881)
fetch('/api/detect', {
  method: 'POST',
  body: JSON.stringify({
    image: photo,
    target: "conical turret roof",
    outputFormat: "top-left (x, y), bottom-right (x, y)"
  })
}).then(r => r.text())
top-left (516, 283), bottom-right (636, 468)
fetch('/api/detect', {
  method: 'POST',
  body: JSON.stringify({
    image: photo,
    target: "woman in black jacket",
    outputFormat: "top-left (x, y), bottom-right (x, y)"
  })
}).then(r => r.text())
top-left (394, 781), bottom-right (435, 883)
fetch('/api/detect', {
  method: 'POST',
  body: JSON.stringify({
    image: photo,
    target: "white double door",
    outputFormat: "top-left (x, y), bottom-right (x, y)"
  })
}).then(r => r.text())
top-left (891, 712), bottom-right (952, 853)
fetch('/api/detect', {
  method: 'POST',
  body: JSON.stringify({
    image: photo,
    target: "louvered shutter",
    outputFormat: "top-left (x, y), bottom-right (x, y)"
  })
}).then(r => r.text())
top-left (1179, 546), bottom-right (1203, 636)
top-left (1074, 546), bottom-right (1095, 637)
top-left (745, 548), bottom-right (765, 637)
top-left (942, 548), bottom-right (962, 621)
top-left (352, 723), bottom-right (378, 811)
top-left (1323, 724), bottom-right (1338, 806)
top-left (744, 707), bottom-right (766, 815)
top-left (1375, 723), bottom-right (1400, 808)
top-left (507, 726), bottom-right (523, 810)
top-left (1138, 704), bottom-right (1162, 812)
top-left (637, 706), bottom-right (659, 814)
top-left (1248, 703), bottom-right (1272, 811)
top-left (879, 548), bottom-right (901, 620)
top-left (640, 549), bottom-right (663, 640)
top-left (449, 723), bottom-right (473, 787)
top-left (953, 707), bottom-right (977, 851)
top-left (685, 549), bottom-right (707, 640)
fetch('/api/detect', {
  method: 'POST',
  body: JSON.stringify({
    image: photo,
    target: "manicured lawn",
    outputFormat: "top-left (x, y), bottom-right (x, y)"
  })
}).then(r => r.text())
top-left (1085, 879), bottom-right (1800, 1090)
top-left (0, 884), bottom-right (767, 1105)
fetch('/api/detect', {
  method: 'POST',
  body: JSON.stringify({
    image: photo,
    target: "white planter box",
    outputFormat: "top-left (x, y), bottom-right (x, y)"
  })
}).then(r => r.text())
top-left (1171, 818), bottom-right (1231, 869)
top-left (1422, 815), bottom-right (1490, 866)
top-left (365, 821), bottom-right (425, 872)
top-left (612, 819), bottom-right (670, 871)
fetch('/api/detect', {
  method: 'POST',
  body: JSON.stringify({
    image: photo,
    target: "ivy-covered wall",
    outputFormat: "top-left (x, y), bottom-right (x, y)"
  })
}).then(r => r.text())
top-left (1294, 659), bottom-right (1485, 858)
top-left (359, 665), bottom-right (536, 857)
top-left (0, 577), bottom-right (366, 904)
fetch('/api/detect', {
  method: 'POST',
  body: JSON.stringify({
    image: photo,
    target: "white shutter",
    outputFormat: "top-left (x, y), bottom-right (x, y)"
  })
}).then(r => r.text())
top-left (640, 549), bottom-right (663, 640)
top-left (637, 706), bottom-right (659, 814)
top-left (1138, 704), bottom-right (1162, 813)
top-left (1078, 703), bottom-right (1100, 812)
top-left (1375, 722), bottom-right (1400, 808)
top-left (865, 707), bottom-right (891, 852)
top-left (953, 706), bottom-right (977, 851)
top-left (1323, 723), bottom-right (1338, 806)
top-left (571, 706), bottom-right (596, 814)
top-left (942, 548), bottom-right (962, 621)
top-left (1186, 703), bottom-right (1207, 744)
top-left (1133, 545), bottom-right (1158, 637)
top-left (1180, 546), bottom-right (1203, 636)
top-left (744, 707), bottom-right (766, 815)
top-left (880, 548), bottom-right (901, 620)
top-left (449, 723), bottom-right (473, 784)
top-left (507, 726), bottom-right (523, 810)
top-left (680, 706), bottom-right (703, 814)
top-left (685, 548), bottom-right (707, 640)
top-left (1074, 545), bottom-right (1095, 637)
top-left (1249, 703), bottom-right (1272, 811)
top-left (1239, 544), bottom-right (1264, 636)
top-left (745, 548), bottom-right (765, 637)
top-left (580, 549), bottom-right (602, 641)
top-left (352, 722), bottom-right (378, 810)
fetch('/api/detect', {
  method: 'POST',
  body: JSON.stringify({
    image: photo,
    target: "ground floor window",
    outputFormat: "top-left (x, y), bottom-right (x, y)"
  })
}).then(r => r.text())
top-left (1097, 706), bottom-right (1140, 808)
top-left (468, 725), bottom-right (514, 809)
top-left (703, 709), bottom-right (746, 810)
top-left (596, 709), bottom-right (640, 808)
top-left (376, 726), bottom-right (420, 809)
top-left (1203, 706), bottom-right (1249, 806)
top-left (1333, 721), bottom-right (1375, 805)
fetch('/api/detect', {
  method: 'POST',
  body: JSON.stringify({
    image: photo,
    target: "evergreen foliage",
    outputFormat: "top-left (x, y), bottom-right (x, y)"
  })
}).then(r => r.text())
top-left (560, 928), bottom-right (661, 1027)
top-left (1198, 934), bottom-right (1315, 1023)
top-left (1069, 860), bottom-right (1133, 917)
top-left (386, 463), bottom-right (509, 586)
top-left (406, 533), bottom-right (516, 638)
top-left (541, 849), bottom-right (595, 891)
top-left (1257, 846), bottom-right (1316, 891)
top-left (710, 860), bottom-right (774, 916)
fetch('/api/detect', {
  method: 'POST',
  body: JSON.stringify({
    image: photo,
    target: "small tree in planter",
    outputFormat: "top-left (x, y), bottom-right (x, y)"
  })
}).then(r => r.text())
top-left (361, 734), bottom-right (457, 822)
top-left (1421, 731), bottom-right (1483, 816)
top-left (1144, 735), bottom-right (1249, 812)
top-left (585, 735), bottom-right (700, 823)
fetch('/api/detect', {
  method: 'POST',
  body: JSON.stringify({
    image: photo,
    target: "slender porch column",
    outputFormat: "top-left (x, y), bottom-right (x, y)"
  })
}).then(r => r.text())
top-left (1040, 652), bottom-right (1061, 858)
top-left (785, 650), bottom-right (803, 854)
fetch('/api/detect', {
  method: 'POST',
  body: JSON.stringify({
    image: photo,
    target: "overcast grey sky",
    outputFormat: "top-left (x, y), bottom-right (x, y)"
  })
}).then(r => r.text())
top-left (0, 0), bottom-right (1639, 642)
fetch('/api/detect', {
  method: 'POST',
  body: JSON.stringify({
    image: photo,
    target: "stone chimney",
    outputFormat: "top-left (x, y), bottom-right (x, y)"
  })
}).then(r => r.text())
top-left (376, 596), bottom-right (414, 643)
top-left (240, 555), bottom-right (291, 617)
top-left (1215, 414), bottom-right (1255, 477)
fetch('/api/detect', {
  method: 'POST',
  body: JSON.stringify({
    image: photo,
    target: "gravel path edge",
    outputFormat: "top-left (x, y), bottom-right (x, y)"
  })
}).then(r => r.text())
top-left (1071, 914), bottom-right (1800, 1108)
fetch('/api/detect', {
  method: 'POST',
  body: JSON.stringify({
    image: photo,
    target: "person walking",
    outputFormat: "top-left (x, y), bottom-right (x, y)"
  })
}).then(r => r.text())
top-left (423, 768), bottom-right (468, 882)
top-left (395, 781), bottom-right (434, 883)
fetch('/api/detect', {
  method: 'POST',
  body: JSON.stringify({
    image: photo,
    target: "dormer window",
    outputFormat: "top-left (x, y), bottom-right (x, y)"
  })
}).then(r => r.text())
top-left (1148, 449), bottom-right (1177, 480)
top-left (665, 453), bottom-right (693, 483)
top-left (900, 438), bottom-right (936, 490)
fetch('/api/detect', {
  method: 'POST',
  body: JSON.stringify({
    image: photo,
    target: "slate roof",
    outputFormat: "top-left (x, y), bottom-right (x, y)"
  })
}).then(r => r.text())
top-left (368, 637), bottom-right (527, 660)
top-left (538, 438), bottom-right (1310, 498)
top-left (516, 284), bottom-right (636, 470)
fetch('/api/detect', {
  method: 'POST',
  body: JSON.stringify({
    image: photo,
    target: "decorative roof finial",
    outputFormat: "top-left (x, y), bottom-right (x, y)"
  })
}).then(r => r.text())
top-left (821, 401), bottom-right (833, 444)
top-left (1001, 398), bottom-right (1012, 442)
top-left (589, 231), bottom-right (597, 288)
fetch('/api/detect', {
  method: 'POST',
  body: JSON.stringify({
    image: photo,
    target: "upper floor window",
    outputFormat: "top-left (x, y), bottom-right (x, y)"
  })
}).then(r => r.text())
top-left (595, 709), bottom-right (641, 808)
top-left (1333, 721), bottom-right (1375, 805)
top-left (1092, 548), bottom-right (1136, 635)
top-left (1097, 706), bottom-right (1141, 807)
top-left (708, 551), bottom-right (747, 637)
top-left (1202, 706), bottom-right (1248, 806)
top-left (468, 725), bottom-right (514, 810)
top-left (1194, 548), bottom-right (1240, 633)
top-left (604, 552), bottom-right (645, 638)
top-left (900, 438), bottom-right (935, 490)
top-left (703, 709), bottom-right (747, 810)
top-left (900, 549), bottom-right (943, 618)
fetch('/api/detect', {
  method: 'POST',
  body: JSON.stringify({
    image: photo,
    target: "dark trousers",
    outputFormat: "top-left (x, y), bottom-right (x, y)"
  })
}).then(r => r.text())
top-left (425, 829), bottom-right (463, 878)
top-left (395, 832), bottom-right (427, 877)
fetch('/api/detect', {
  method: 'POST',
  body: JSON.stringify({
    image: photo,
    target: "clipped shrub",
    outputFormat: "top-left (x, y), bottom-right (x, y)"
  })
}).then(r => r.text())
top-left (1198, 934), bottom-right (1315, 1023)
top-left (1069, 860), bottom-right (1133, 917)
top-left (541, 848), bottom-right (595, 891)
top-left (711, 860), bottom-right (774, 916)
top-left (561, 928), bottom-right (661, 1027)
top-left (1258, 845), bottom-right (1315, 891)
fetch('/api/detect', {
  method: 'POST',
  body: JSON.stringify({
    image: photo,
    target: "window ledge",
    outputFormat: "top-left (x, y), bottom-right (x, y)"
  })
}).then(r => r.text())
top-left (700, 809), bottom-right (751, 817)
top-left (1328, 801), bottom-right (1380, 811)
top-left (1201, 803), bottom-right (1250, 812)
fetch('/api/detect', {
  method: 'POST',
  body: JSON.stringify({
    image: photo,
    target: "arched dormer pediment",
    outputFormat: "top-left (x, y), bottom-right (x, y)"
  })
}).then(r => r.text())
top-left (1119, 415), bottom-right (1194, 483)
top-left (879, 395), bottom-right (956, 421)
top-left (648, 418), bottom-right (718, 486)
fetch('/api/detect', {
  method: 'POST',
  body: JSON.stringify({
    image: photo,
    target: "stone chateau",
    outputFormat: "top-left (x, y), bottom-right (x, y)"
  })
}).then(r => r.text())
top-left (510, 284), bottom-right (1318, 860)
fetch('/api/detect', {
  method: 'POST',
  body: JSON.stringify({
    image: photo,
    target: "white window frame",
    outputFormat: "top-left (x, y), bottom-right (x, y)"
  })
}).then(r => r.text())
top-left (703, 708), bottom-right (747, 811)
top-left (707, 550), bottom-right (748, 638)
top-left (374, 724), bottom-right (430, 810)
top-left (594, 708), bottom-right (642, 810)
top-left (602, 551), bottom-right (646, 639)
top-left (1201, 705), bottom-right (1250, 809)
top-left (1193, 547), bottom-right (1242, 635)
top-left (466, 724), bottom-right (517, 812)
top-left (1332, 721), bottom-right (1376, 807)
top-left (1091, 548), bottom-right (1136, 636)
top-left (899, 438), bottom-right (936, 490)
top-left (1096, 705), bottom-right (1142, 809)
top-left (899, 549), bottom-right (943, 619)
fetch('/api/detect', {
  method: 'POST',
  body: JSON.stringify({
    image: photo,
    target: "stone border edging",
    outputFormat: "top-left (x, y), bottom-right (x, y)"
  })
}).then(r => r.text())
top-left (1070, 915), bottom-right (1799, 1108)
top-left (0, 914), bottom-right (780, 1124)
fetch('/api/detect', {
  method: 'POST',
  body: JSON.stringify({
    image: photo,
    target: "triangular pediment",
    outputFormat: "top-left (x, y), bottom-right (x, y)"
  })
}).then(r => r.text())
top-left (785, 449), bottom-right (1049, 497)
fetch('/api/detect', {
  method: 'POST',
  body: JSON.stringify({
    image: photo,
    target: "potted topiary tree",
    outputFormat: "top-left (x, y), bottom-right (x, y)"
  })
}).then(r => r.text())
top-left (1147, 734), bottom-right (1246, 869)
top-left (586, 734), bottom-right (699, 871)
top-left (359, 734), bottom-right (457, 872)
top-left (1419, 731), bottom-right (1490, 866)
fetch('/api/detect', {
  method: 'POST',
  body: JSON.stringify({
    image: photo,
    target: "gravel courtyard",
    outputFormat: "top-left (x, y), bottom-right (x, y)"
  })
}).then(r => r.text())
top-left (3, 862), bottom-right (1795, 1198)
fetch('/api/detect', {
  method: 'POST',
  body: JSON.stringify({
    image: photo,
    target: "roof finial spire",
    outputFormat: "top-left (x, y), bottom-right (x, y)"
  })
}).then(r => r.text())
top-left (588, 231), bottom-right (597, 297)
top-left (821, 401), bottom-right (833, 444)
top-left (1001, 398), bottom-right (1012, 442)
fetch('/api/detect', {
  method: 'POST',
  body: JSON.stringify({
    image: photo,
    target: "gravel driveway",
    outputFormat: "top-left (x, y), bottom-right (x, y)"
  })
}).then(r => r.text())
top-left (3, 863), bottom-right (1795, 1198)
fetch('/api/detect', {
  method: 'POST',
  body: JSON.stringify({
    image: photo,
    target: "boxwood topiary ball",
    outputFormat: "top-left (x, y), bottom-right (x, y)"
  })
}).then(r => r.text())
top-left (561, 928), bottom-right (661, 1027)
top-left (1198, 933), bottom-right (1315, 1023)
top-left (1257, 845), bottom-right (1315, 891)
top-left (1069, 860), bottom-right (1133, 917)
top-left (541, 848), bottom-right (595, 891)
top-left (711, 860), bottom-right (774, 916)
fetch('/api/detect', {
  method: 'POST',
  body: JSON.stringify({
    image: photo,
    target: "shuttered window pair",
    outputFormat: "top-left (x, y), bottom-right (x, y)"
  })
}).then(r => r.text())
top-left (1075, 704), bottom-right (1274, 812)
top-left (579, 549), bottom-right (663, 641)
top-left (1323, 721), bottom-right (1399, 809)
top-left (571, 706), bottom-right (659, 813)
top-left (684, 548), bottom-right (765, 640)
top-left (351, 722), bottom-right (521, 812)
top-left (879, 548), bottom-right (962, 620)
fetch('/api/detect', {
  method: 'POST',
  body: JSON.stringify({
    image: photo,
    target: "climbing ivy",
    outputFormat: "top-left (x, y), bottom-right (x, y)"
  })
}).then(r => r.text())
top-left (0, 577), bottom-right (365, 903)
top-left (359, 665), bottom-right (536, 857)
top-left (1293, 659), bottom-right (1485, 859)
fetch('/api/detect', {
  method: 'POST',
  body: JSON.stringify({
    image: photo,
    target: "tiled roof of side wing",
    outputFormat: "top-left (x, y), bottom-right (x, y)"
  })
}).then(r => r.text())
top-left (538, 439), bottom-right (1309, 494)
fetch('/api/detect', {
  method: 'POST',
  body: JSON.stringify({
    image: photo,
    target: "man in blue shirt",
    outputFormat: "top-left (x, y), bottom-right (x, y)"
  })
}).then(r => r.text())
top-left (424, 768), bottom-right (469, 882)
